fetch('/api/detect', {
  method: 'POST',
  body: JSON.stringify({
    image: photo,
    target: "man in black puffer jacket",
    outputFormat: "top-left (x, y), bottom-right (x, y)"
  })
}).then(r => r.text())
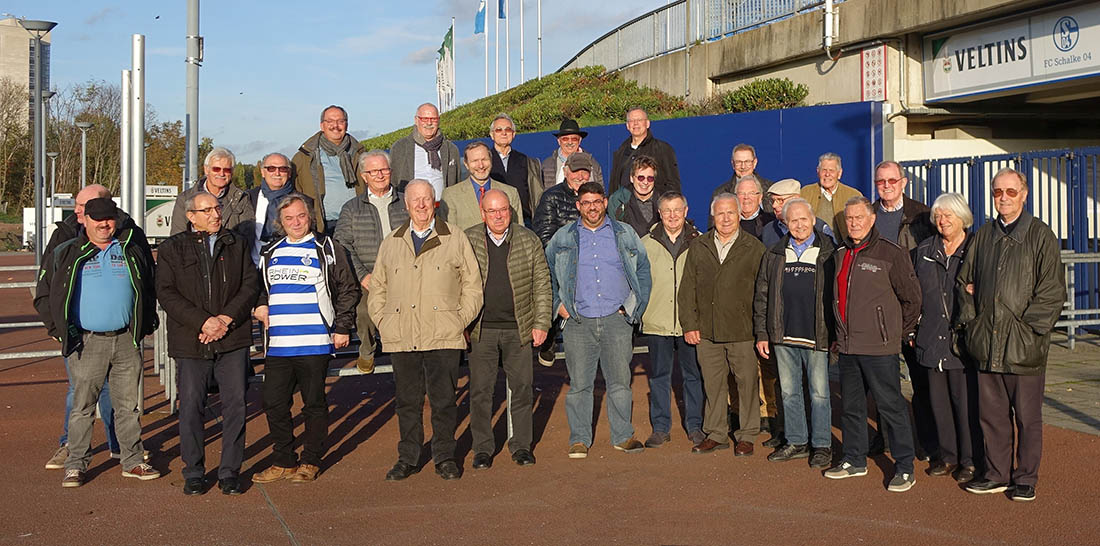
top-left (532, 152), bottom-right (595, 245)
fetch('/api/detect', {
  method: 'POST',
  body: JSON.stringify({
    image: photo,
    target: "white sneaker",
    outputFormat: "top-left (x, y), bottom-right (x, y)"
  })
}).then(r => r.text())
top-left (45, 445), bottom-right (69, 470)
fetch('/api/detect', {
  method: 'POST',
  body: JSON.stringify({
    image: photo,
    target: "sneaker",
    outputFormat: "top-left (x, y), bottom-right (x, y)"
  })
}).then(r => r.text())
top-left (762, 435), bottom-right (785, 448)
top-left (824, 461), bottom-right (868, 480)
top-left (61, 469), bottom-right (84, 488)
top-left (767, 443), bottom-right (809, 462)
top-left (121, 463), bottom-right (161, 481)
top-left (290, 464), bottom-right (320, 483)
top-left (252, 465), bottom-right (298, 483)
top-left (887, 472), bottom-right (916, 492)
top-left (110, 450), bottom-right (151, 462)
top-left (45, 445), bottom-right (69, 470)
top-left (808, 448), bottom-right (833, 469)
top-left (613, 438), bottom-right (645, 454)
top-left (567, 443), bottom-right (588, 459)
top-left (1010, 484), bottom-right (1036, 502)
top-left (355, 355), bottom-right (375, 374)
top-left (687, 429), bottom-right (706, 446)
top-left (538, 347), bottom-right (557, 367)
top-left (643, 431), bottom-right (671, 448)
top-left (965, 478), bottom-right (1010, 495)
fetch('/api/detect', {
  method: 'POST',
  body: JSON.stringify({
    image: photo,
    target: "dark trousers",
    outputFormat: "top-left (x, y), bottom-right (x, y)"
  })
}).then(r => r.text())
top-left (468, 328), bottom-right (533, 455)
top-left (838, 353), bottom-right (915, 474)
top-left (978, 371), bottom-right (1044, 486)
top-left (177, 348), bottom-right (249, 480)
top-left (903, 346), bottom-right (939, 458)
top-left (391, 350), bottom-right (460, 465)
top-left (262, 354), bottom-right (330, 468)
top-left (926, 366), bottom-right (983, 468)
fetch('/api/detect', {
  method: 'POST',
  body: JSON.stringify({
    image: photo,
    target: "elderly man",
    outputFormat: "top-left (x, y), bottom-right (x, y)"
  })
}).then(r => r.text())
top-left (800, 153), bottom-right (862, 238)
top-left (680, 193), bottom-right (766, 456)
top-left (870, 161), bottom-right (934, 251)
top-left (334, 150), bottom-right (410, 374)
top-left (171, 147), bottom-right (254, 236)
top-left (640, 191), bottom-right (704, 448)
top-left (753, 198), bottom-right (835, 468)
top-left (608, 108), bottom-right (681, 202)
top-left (369, 180), bottom-right (483, 481)
top-left (488, 113), bottom-right (543, 223)
top-left (762, 179), bottom-right (834, 248)
top-left (464, 190), bottom-right (552, 468)
top-left (713, 144), bottom-right (774, 212)
top-left (390, 103), bottom-right (461, 198)
top-left (958, 168), bottom-right (1064, 502)
top-left (546, 182), bottom-right (650, 458)
top-left (612, 155), bottom-right (662, 236)
top-left (157, 191), bottom-right (258, 496)
top-left (248, 152), bottom-right (313, 264)
top-left (734, 175), bottom-right (776, 239)
top-left (35, 198), bottom-right (160, 487)
top-left (291, 105), bottom-right (366, 233)
top-left (825, 196), bottom-right (922, 492)
top-left (533, 152), bottom-right (595, 245)
top-left (441, 141), bottom-right (521, 231)
top-left (541, 119), bottom-right (604, 189)
top-left (42, 184), bottom-right (123, 471)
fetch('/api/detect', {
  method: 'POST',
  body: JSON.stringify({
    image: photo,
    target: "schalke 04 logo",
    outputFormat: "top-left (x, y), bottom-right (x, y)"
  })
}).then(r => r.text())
top-left (1054, 16), bottom-right (1079, 52)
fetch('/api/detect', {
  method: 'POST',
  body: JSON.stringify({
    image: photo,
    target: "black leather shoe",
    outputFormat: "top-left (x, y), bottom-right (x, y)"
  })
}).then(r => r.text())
top-left (435, 460), bottom-right (462, 480)
top-left (965, 478), bottom-right (1010, 495)
top-left (219, 477), bottom-right (243, 496)
top-left (1011, 484), bottom-right (1036, 502)
top-left (953, 465), bottom-right (976, 484)
top-left (762, 435), bottom-right (785, 448)
top-left (385, 462), bottom-right (418, 481)
top-left (182, 477), bottom-right (205, 496)
top-left (472, 453), bottom-right (492, 470)
top-left (511, 449), bottom-right (536, 466)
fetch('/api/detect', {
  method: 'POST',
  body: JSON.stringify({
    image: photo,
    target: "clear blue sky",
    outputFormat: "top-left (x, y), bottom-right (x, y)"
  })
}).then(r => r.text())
top-left (9, 0), bottom-right (664, 163)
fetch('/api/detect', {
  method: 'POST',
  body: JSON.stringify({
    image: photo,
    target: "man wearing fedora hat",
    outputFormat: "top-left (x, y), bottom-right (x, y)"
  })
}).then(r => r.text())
top-left (541, 119), bottom-right (603, 190)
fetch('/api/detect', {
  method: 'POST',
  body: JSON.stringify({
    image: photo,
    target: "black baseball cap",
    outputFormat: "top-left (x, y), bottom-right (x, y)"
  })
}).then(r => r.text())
top-left (84, 197), bottom-right (120, 221)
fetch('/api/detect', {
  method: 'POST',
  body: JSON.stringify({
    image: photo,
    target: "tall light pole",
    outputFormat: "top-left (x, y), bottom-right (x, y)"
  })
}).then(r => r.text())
top-left (46, 151), bottom-right (58, 225)
top-left (179, 162), bottom-right (186, 187)
top-left (17, 18), bottom-right (57, 265)
top-left (75, 121), bottom-right (93, 188)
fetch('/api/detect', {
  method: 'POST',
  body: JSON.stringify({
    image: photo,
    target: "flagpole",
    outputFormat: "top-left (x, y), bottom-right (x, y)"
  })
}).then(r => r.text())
top-left (484, 11), bottom-right (489, 97)
top-left (505, 0), bottom-right (511, 88)
top-left (451, 18), bottom-right (456, 110)
top-left (494, 0), bottom-right (499, 93)
top-left (520, 0), bottom-right (525, 82)
top-left (537, 0), bottom-right (542, 79)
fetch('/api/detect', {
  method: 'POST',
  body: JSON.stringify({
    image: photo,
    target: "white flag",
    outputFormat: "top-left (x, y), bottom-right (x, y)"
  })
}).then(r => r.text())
top-left (436, 24), bottom-right (455, 112)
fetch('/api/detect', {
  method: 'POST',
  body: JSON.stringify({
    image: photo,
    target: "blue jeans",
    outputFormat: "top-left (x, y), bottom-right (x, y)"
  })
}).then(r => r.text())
top-left (774, 344), bottom-right (831, 448)
top-left (645, 335), bottom-right (703, 435)
top-left (60, 357), bottom-right (119, 453)
top-left (562, 312), bottom-right (636, 447)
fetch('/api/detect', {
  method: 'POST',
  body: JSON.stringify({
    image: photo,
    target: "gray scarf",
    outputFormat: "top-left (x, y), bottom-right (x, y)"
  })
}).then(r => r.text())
top-left (412, 129), bottom-right (444, 170)
top-left (307, 131), bottom-right (359, 189)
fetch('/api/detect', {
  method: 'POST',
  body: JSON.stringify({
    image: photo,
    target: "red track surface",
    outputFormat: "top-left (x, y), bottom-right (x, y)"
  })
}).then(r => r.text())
top-left (1, 252), bottom-right (1096, 545)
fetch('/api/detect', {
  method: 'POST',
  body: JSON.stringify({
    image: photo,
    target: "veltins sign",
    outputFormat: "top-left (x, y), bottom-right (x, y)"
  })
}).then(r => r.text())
top-left (924, 2), bottom-right (1100, 102)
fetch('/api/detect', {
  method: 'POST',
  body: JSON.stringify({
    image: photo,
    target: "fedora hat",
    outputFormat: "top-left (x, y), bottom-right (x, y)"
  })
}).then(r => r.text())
top-left (552, 119), bottom-right (588, 138)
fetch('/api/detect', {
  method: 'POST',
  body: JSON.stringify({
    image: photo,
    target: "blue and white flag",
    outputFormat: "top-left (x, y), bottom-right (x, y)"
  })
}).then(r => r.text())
top-left (474, 0), bottom-right (486, 34)
top-left (498, 0), bottom-right (506, 19)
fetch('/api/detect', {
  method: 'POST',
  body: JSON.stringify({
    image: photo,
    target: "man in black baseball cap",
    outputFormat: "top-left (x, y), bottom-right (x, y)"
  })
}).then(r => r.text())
top-left (541, 119), bottom-right (602, 189)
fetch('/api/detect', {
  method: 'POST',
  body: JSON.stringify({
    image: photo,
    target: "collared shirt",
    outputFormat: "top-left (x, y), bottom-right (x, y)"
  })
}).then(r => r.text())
top-left (496, 149), bottom-right (510, 171)
top-left (414, 146), bottom-right (445, 199)
top-left (714, 230), bottom-right (739, 263)
top-left (880, 199), bottom-right (904, 213)
top-left (411, 218), bottom-right (436, 240)
top-left (789, 232), bottom-right (816, 258)
top-left (368, 186), bottom-right (395, 236)
top-left (320, 149), bottom-right (355, 222)
top-left (76, 239), bottom-right (133, 332)
top-left (470, 178), bottom-right (492, 202)
top-left (204, 180), bottom-right (229, 199)
top-left (487, 226), bottom-right (509, 247)
top-left (741, 208), bottom-right (761, 221)
top-left (575, 217), bottom-right (629, 318)
top-left (821, 184), bottom-right (836, 201)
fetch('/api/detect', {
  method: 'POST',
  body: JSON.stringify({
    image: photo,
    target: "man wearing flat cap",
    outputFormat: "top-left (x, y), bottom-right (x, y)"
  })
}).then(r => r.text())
top-left (534, 152), bottom-right (599, 246)
top-left (35, 198), bottom-right (160, 488)
top-left (762, 179), bottom-right (834, 248)
top-left (541, 119), bottom-right (603, 190)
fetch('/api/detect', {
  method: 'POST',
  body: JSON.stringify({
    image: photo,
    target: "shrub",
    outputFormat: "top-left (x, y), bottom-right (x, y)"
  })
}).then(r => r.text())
top-left (721, 78), bottom-right (809, 112)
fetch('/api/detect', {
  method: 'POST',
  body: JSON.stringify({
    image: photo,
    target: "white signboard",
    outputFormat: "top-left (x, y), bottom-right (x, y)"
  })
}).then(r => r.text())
top-left (861, 44), bottom-right (887, 102)
top-left (924, 2), bottom-right (1100, 102)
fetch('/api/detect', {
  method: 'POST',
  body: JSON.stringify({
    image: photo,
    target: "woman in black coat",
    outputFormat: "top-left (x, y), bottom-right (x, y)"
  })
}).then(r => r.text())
top-left (912, 192), bottom-right (984, 483)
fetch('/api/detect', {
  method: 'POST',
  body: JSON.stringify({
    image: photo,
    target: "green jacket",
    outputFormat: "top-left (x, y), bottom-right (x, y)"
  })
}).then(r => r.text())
top-left (464, 223), bottom-right (553, 345)
top-left (956, 211), bottom-right (1064, 375)
top-left (640, 222), bottom-right (699, 336)
top-left (679, 229), bottom-right (765, 343)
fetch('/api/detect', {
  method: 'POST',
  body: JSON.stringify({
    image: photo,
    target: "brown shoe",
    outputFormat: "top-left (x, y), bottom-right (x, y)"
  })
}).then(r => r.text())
top-left (121, 463), bottom-right (162, 481)
top-left (734, 441), bottom-right (754, 457)
top-left (613, 438), bottom-right (645, 453)
top-left (290, 464), bottom-right (320, 483)
top-left (691, 438), bottom-right (730, 454)
top-left (251, 465), bottom-right (298, 483)
top-left (355, 356), bottom-right (375, 374)
top-left (567, 443), bottom-right (589, 459)
top-left (927, 461), bottom-right (957, 477)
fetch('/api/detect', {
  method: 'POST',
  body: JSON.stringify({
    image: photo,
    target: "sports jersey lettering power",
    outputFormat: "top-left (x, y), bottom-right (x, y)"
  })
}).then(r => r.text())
top-left (266, 234), bottom-right (334, 356)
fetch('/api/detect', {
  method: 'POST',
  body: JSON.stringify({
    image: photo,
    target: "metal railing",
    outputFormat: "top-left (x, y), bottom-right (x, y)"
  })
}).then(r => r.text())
top-left (559, 0), bottom-right (829, 73)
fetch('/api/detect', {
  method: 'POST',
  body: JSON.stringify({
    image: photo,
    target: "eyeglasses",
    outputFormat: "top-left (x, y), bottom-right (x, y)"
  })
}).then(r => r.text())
top-left (578, 200), bottom-right (604, 208)
top-left (188, 205), bottom-right (223, 215)
top-left (208, 166), bottom-right (232, 174)
top-left (875, 178), bottom-right (903, 186)
top-left (733, 160), bottom-right (755, 166)
top-left (626, 118), bottom-right (647, 125)
top-left (483, 207), bottom-right (510, 216)
top-left (992, 187), bottom-right (1021, 198)
top-left (735, 191), bottom-right (761, 197)
top-left (492, 127), bottom-right (515, 134)
top-left (322, 118), bottom-right (347, 126)
top-left (416, 116), bottom-right (440, 123)
top-left (559, 136), bottom-right (581, 143)
top-left (364, 168), bottom-right (392, 177)
top-left (659, 207), bottom-right (685, 216)
top-left (634, 175), bottom-right (655, 183)
top-left (263, 165), bottom-right (290, 173)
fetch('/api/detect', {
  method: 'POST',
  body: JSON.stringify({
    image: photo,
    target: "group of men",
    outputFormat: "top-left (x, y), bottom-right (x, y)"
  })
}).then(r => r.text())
top-left (37, 102), bottom-right (1061, 504)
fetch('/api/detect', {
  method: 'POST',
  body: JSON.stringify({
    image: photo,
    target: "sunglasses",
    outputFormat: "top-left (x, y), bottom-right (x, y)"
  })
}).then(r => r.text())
top-left (635, 175), bottom-right (655, 183)
top-left (263, 166), bottom-right (290, 173)
top-left (992, 188), bottom-right (1021, 198)
top-left (874, 178), bottom-right (903, 186)
top-left (208, 166), bottom-right (232, 174)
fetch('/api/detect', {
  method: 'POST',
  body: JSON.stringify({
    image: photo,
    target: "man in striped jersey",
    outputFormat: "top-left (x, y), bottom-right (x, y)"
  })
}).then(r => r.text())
top-left (252, 195), bottom-right (360, 484)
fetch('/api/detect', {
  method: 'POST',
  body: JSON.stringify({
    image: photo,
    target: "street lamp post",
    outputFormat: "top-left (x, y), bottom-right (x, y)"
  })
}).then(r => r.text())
top-left (17, 18), bottom-right (57, 265)
top-left (46, 151), bottom-right (58, 227)
top-left (179, 162), bottom-right (186, 187)
top-left (75, 121), bottom-right (93, 188)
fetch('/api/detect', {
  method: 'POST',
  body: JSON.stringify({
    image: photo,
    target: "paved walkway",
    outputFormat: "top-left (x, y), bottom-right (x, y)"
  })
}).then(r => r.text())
top-left (1042, 336), bottom-right (1100, 436)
